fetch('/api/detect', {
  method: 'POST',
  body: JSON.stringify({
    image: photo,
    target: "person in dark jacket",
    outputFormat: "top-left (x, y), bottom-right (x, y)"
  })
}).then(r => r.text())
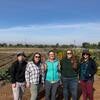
top-left (10, 52), bottom-right (27, 100)
top-left (79, 49), bottom-right (97, 100)
top-left (60, 49), bottom-right (79, 100)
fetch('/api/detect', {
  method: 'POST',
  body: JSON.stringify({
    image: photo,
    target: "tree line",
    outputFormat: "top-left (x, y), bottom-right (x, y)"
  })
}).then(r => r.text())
top-left (0, 42), bottom-right (100, 49)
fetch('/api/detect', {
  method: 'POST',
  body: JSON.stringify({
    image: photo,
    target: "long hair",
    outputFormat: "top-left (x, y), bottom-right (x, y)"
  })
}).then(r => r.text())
top-left (66, 48), bottom-right (78, 69)
top-left (33, 52), bottom-right (41, 65)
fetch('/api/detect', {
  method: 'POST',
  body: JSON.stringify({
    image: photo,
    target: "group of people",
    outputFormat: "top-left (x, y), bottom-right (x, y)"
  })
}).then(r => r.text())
top-left (9, 48), bottom-right (97, 100)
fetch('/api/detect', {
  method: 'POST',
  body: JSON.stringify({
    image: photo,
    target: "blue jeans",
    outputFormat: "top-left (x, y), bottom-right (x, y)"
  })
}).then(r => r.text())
top-left (62, 77), bottom-right (78, 100)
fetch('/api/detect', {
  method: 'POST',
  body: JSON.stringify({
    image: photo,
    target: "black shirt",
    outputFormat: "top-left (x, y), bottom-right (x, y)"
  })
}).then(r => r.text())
top-left (10, 60), bottom-right (27, 83)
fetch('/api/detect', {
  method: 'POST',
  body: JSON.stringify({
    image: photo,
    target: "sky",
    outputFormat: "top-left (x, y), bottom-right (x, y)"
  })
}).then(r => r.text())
top-left (0, 0), bottom-right (100, 45)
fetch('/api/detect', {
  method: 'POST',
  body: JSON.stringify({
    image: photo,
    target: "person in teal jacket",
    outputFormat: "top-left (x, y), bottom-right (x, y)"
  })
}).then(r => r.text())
top-left (45, 50), bottom-right (60, 100)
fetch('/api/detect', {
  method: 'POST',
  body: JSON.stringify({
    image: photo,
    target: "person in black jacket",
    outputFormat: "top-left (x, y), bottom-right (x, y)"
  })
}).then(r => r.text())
top-left (79, 49), bottom-right (97, 100)
top-left (10, 52), bottom-right (27, 100)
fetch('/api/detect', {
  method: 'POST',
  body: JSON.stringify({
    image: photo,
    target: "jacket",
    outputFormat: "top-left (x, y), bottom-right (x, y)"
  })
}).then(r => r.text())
top-left (10, 60), bottom-right (27, 83)
top-left (79, 59), bottom-right (97, 81)
top-left (45, 59), bottom-right (60, 83)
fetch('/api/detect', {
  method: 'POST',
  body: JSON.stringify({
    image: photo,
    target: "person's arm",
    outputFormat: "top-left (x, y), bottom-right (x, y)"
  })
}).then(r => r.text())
top-left (58, 61), bottom-right (61, 79)
top-left (90, 59), bottom-right (97, 76)
top-left (78, 62), bottom-right (81, 81)
top-left (10, 63), bottom-right (16, 84)
top-left (59, 60), bottom-right (63, 85)
top-left (58, 61), bottom-right (61, 71)
top-left (25, 63), bottom-right (30, 88)
top-left (72, 57), bottom-right (79, 71)
top-left (60, 59), bottom-right (63, 72)
top-left (41, 62), bottom-right (48, 84)
top-left (40, 63), bottom-right (46, 84)
top-left (9, 62), bottom-right (17, 88)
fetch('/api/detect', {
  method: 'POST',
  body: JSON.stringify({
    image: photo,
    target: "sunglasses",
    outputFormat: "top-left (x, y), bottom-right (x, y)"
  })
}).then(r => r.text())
top-left (83, 53), bottom-right (89, 56)
top-left (35, 56), bottom-right (40, 58)
top-left (67, 53), bottom-right (72, 55)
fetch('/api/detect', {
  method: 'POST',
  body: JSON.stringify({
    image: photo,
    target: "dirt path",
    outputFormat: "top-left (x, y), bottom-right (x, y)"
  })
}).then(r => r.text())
top-left (0, 75), bottom-right (100, 100)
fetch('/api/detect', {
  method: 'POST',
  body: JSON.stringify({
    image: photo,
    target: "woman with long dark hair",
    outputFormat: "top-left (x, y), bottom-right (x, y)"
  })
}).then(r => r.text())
top-left (60, 49), bottom-right (79, 100)
top-left (25, 52), bottom-right (43, 100)
top-left (79, 49), bottom-right (97, 100)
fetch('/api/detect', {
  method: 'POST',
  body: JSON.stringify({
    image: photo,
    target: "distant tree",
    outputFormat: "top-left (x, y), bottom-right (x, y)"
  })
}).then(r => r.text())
top-left (38, 45), bottom-right (44, 48)
top-left (9, 44), bottom-right (14, 47)
top-left (25, 44), bottom-right (31, 48)
top-left (56, 43), bottom-right (60, 48)
top-left (0, 43), bottom-right (8, 47)
top-left (61, 45), bottom-right (69, 48)
top-left (16, 44), bottom-right (24, 47)
top-left (69, 44), bottom-right (74, 48)
top-left (82, 42), bottom-right (90, 48)
top-left (98, 42), bottom-right (100, 49)
top-left (91, 43), bottom-right (97, 49)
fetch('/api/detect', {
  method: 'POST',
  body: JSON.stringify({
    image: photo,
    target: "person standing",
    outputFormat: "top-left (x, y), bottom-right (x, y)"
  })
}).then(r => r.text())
top-left (79, 49), bottom-right (97, 100)
top-left (60, 49), bottom-right (78, 100)
top-left (25, 52), bottom-right (43, 100)
top-left (45, 50), bottom-right (60, 100)
top-left (10, 52), bottom-right (27, 100)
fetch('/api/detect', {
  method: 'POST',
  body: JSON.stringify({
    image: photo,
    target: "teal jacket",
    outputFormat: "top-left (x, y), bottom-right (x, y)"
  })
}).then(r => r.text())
top-left (45, 59), bottom-right (60, 82)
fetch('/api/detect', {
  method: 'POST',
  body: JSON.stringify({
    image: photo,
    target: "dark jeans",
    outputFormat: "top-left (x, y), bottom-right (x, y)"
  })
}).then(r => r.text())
top-left (62, 77), bottom-right (78, 100)
top-left (45, 80), bottom-right (59, 100)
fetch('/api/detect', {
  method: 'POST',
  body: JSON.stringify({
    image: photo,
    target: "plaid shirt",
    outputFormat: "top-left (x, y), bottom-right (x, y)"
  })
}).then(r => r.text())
top-left (25, 61), bottom-right (44, 84)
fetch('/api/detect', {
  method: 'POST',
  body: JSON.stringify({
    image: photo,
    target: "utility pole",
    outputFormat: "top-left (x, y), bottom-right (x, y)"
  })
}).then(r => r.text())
top-left (74, 40), bottom-right (76, 49)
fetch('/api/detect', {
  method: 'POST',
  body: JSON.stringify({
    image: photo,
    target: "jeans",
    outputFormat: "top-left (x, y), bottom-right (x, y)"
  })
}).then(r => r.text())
top-left (62, 77), bottom-right (78, 100)
top-left (12, 82), bottom-right (25, 100)
top-left (80, 80), bottom-right (93, 100)
top-left (30, 83), bottom-right (39, 100)
top-left (45, 80), bottom-right (59, 100)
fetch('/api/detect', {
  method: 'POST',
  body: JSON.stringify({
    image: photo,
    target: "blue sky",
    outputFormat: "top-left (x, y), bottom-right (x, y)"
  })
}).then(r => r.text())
top-left (0, 0), bottom-right (100, 45)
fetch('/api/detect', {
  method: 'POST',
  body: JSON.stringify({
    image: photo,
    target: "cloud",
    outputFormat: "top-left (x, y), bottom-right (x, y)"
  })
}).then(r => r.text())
top-left (0, 22), bottom-right (100, 31)
top-left (0, 22), bottom-right (100, 44)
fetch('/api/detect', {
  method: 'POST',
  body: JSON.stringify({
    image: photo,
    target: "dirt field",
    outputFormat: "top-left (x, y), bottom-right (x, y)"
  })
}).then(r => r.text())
top-left (0, 75), bottom-right (100, 100)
